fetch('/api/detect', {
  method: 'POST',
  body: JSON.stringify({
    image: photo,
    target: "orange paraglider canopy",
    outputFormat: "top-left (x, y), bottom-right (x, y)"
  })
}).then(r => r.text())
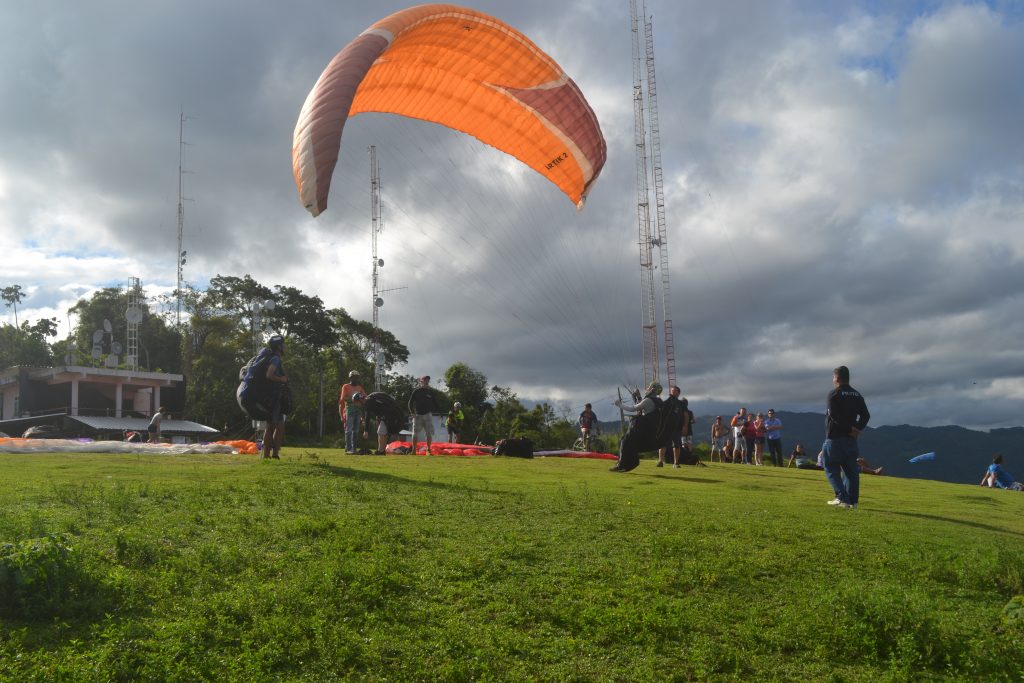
top-left (293, 4), bottom-right (606, 216)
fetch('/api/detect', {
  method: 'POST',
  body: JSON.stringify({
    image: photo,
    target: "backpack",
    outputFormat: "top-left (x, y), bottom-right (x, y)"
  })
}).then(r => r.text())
top-left (236, 349), bottom-right (277, 420)
top-left (494, 437), bottom-right (534, 459)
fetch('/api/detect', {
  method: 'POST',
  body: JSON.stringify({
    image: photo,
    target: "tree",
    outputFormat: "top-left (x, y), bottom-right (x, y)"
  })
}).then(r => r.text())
top-left (68, 287), bottom-right (181, 372)
top-left (0, 319), bottom-right (56, 368)
top-left (1, 285), bottom-right (24, 327)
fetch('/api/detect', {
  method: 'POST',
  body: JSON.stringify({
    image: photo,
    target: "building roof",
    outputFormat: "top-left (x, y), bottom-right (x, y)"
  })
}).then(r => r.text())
top-left (0, 414), bottom-right (220, 438)
top-left (69, 416), bottom-right (220, 435)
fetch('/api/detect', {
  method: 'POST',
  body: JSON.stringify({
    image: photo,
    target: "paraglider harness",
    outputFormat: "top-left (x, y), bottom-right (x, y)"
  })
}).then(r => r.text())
top-left (237, 348), bottom-right (282, 421)
top-left (616, 385), bottom-right (675, 467)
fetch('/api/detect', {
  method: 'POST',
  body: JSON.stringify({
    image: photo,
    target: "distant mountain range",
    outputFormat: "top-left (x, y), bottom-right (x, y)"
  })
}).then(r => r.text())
top-left (598, 411), bottom-right (1022, 485)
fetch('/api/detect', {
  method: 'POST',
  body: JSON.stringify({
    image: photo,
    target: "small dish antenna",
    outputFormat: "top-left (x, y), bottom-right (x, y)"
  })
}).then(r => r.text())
top-left (263, 299), bottom-right (276, 311)
top-left (111, 341), bottom-right (123, 355)
top-left (126, 308), bottom-right (143, 324)
top-left (91, 345), bottom-right (102, 359)
top-left (92, 329), bottom-right (104, 343)
top-left (102, 319), bottom-right (113, 333)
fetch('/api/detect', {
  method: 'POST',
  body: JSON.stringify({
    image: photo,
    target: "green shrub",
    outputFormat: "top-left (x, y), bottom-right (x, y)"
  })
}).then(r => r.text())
top-left (0, 533), bottom-right (96, 619)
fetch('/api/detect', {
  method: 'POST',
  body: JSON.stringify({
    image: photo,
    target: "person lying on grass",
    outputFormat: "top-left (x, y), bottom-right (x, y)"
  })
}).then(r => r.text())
top-left (980, 454), bottom-right (1023, 490)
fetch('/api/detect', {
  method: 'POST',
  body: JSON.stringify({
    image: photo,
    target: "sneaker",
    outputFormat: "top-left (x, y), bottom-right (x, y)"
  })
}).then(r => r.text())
top-left (609, 466), bottom-right (624, 472)
top-left (827, 498), bottom-right (844, 506)
top-left (840, 502), bottom-right (854, 509)
top-left (672, 464), bottom-right (680, 469)
top-left (656, 461), bottom-right (664, 468)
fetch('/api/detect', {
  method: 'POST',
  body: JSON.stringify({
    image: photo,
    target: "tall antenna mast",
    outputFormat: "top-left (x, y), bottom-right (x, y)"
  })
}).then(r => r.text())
top-left (368, 146), bottom-right (406, 391)
top-left (175, 110), bottom-right (189, 327)
top-left (126, 276), bottom-right (143, 371)
top-left (370, 146), bottom-right (384, 390)
top-left (630, 0), bottom-right (659, 387)
top-left (643, 6), bottom-right (677, 390)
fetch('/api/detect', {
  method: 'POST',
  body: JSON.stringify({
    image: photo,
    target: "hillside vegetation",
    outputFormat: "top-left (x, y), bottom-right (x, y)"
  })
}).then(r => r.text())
top-left (1, 451), bottom-right (1022, 681)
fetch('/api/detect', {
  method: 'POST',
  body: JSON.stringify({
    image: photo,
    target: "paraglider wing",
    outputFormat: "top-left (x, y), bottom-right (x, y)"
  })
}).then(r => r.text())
top-left (908, 452), bottom-right (936, 463)
top-left (293, 4), bottom-right (607, 217)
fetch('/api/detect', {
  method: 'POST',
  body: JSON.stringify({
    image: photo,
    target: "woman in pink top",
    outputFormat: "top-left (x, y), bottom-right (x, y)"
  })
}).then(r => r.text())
top-left (752, 413), bottom-right (767, 465)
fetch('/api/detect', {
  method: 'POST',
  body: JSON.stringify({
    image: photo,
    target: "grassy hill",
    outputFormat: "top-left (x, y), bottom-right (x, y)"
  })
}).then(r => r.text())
top-left (1, 449), bottom-right (1022, 681)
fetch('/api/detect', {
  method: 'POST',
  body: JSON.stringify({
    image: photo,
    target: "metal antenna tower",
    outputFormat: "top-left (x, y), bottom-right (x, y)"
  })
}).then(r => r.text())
top-left (126, 276), bottom-right (143, 371)
top-left (642, 6), bottom-right (677, 390)
top-left (175, 111), bottom-right (190, 327)
top-left (369, 146), bottom-right (405, 391)
top-left (630, 0), bottom-right (659, 388)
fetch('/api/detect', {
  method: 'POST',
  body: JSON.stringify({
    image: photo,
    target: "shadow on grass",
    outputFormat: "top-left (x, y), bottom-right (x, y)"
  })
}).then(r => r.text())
top-left (881, 510), bottom-right (1024, 539)
top-left (301, 461), bottom-right (471, 492)
top-left (645, 473), bottom-right (724, 484)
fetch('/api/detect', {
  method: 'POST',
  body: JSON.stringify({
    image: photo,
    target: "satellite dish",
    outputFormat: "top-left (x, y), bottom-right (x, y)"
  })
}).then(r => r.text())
top-left (263, 299), bottom-right (276, 311)
top-left (374, 297), bottom-right (384, 307)
top-left (126, 308), bottom-right (143, 324)
top-left (378, 258), bottom-right (384, 267)
top-left (105, 354), bottom-right (118, 367)
top-left (92, 330), bottom-right (104, 343)
top-left (91, 345), bottom-right (102, 359)
top-left (102, 319), bottom-right (113, 333)
top-left (111, 341), bottom-right (123, 355)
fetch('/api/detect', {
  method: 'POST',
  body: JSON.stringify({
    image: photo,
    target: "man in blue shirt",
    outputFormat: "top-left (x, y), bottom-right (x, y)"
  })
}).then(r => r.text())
top-left (823, 365), bottom-right (870, 508)
top-left (981, 454), bottom-right (1023, 490)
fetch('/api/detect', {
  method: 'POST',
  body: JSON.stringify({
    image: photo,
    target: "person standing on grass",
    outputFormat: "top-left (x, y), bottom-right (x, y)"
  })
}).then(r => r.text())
top-left (658, 386), bottom-right (685, 468)
top-left (409, 375), bottom-right (439, 455)
top-left (744, 412), bottom-right (757, 465)
top-left (345, 392), bottom-right (369, 454)
top-left (822, 365), bottom-right (870, 508)
top-left (577, 403), bottom-right (600, 451)
top-left (148, 406), bottom-right (168, 443)
top-left (446, 402), bottom-right (465, 443)
top-left (262, 335), bottom-right (289, 460)
top-left (731, 408), bottom-right (748, 464)
top-left (375, 416), bottom-right (390, 455)
top-left (765, 409), bottom-right (784, 466)
top-left (752, 412), bottom-right (767, 465)
top-left (338, 370), bottom-right (366, 435)
top-left (710, 416), bottom-right (728, 462)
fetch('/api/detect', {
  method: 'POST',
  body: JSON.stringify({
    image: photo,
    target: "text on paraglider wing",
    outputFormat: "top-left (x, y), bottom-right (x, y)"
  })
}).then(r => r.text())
top-left (546, 152), bottom-right (569, 170)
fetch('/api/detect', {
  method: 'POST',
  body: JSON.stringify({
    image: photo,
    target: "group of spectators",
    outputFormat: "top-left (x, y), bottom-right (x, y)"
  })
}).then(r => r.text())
top-left (608, 366), bottom-right (873, 509)
top-left (708, 407), bottom-right (785, 466)
top-left (338, 373), bottom-right (461, 455)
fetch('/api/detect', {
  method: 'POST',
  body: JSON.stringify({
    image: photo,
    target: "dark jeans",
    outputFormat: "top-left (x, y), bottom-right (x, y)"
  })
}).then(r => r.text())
top-left (823, 437), bottom-right (860, 505)
top-left (767, 438), bottom-right (783, 466)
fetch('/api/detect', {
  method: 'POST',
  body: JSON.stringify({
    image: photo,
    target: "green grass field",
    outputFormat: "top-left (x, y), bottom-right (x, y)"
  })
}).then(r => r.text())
top-left (1, 449), bottom-right (1022, 681)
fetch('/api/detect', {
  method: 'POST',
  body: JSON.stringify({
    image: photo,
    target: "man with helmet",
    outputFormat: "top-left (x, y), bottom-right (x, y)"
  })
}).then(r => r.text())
top-left (446, 401), bottom-right (465, 443)
top-left (610, 381), bottom-right (663, 472)
top-left (344, 391), bottom-right (369, 453)
top-left (262, 335), bottom-right (289, 460)
top-left (338, 369), bottom-right (367, 437)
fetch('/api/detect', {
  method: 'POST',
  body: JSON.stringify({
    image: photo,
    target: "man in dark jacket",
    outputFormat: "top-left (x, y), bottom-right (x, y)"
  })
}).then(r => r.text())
top-left (823, 365), bottom-right (870, 508)
top-left (408, 375), bottom-right (438, 455)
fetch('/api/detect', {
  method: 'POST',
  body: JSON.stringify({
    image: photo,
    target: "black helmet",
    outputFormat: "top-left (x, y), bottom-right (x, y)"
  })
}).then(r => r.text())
top-left (351, 392), bottom-right (365, 402)
top-left (268, 334), bottom-right (285, 352)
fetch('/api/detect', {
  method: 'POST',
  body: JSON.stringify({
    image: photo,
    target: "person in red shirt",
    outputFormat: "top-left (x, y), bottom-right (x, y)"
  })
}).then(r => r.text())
top-left (338, 370), bottom-right (366, 434)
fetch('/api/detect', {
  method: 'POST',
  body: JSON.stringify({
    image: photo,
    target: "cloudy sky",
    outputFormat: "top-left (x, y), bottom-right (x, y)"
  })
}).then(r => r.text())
top-left (2, 1), bottom-right (1023, 429)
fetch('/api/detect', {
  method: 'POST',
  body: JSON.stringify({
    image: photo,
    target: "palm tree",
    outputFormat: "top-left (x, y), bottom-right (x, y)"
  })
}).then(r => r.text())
top-left (1, 284), bottom-right (24, 327)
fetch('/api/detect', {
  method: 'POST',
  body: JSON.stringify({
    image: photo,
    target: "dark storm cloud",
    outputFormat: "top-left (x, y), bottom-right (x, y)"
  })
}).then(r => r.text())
top-left (2, 1), bottom-right (1023, 428)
